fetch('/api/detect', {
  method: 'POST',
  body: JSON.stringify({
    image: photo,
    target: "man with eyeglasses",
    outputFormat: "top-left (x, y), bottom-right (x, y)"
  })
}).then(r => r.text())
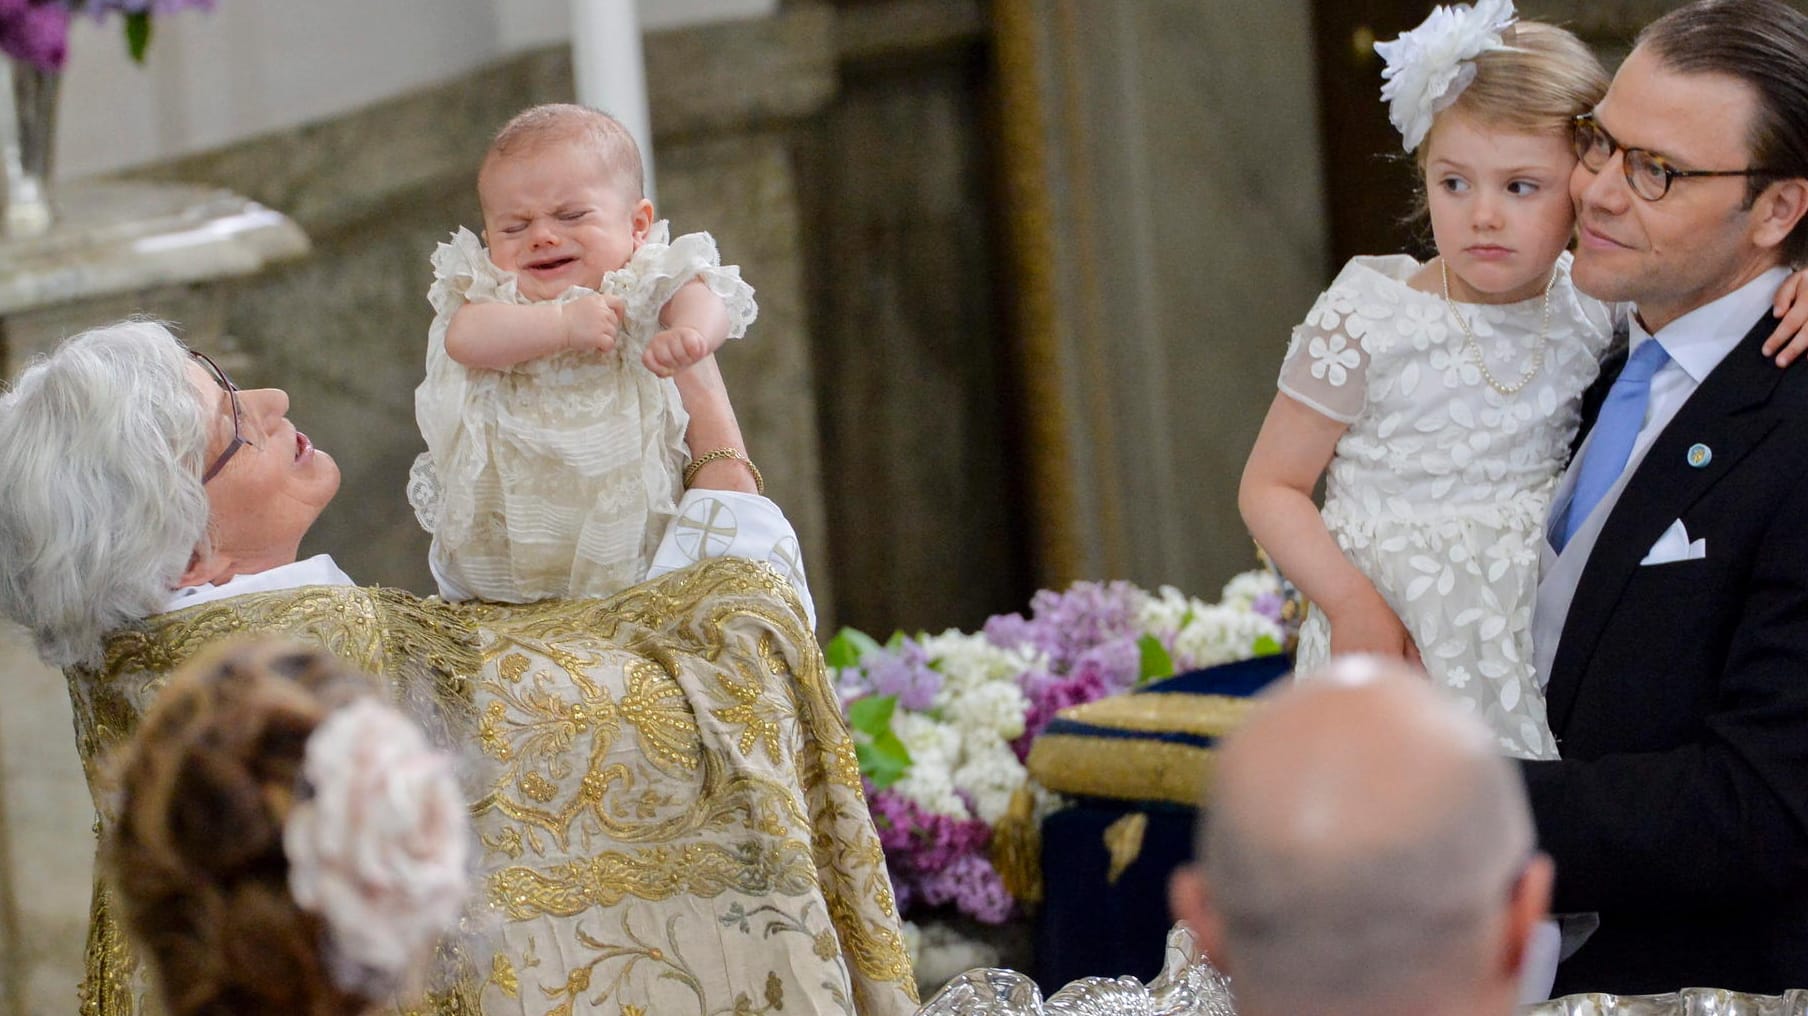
top-left (1526, 0), bottom-right (1808, 995)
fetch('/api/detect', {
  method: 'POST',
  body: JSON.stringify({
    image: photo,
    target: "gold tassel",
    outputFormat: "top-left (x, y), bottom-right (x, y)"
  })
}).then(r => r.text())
top-left (1103, 812), bottom-right (1149, 885)
top-left (991, 784), bottom-right (1045, 905)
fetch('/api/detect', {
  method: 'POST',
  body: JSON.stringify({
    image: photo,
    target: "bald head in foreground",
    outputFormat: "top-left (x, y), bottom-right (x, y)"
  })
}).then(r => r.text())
top-left (1169, 657), bottom-right (1553, 1016)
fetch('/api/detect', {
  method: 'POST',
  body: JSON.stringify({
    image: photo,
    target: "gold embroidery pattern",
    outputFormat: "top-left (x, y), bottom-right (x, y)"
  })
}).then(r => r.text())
top-left (619, 658), bottom-right (703, 774)
top-left (68, 561), bottom-right (915, 1016)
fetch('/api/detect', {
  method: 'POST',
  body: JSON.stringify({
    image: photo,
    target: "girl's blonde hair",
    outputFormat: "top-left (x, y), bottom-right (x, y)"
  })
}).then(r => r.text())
top-left (1423, 21), bottom-right (1609, 160)
top-left (1408, 21), bottom-right (1609, 221)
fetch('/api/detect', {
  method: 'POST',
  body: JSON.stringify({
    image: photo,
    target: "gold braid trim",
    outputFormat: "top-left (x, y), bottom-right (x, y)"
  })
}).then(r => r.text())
top-left (487, 838), bottom-right (821, 920)
top-left (1028, 736), bottom-right (1223, 808)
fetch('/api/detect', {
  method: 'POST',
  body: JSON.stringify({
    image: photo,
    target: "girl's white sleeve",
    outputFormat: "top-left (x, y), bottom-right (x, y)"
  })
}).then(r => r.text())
top-left (1275, 280), bottom-right (1374, 424)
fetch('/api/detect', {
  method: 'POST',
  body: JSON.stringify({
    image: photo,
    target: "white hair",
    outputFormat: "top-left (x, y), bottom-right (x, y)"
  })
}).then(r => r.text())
top-left (0, 321), bottom-right (210, 667)
top-left (1200, 690), bottom-right (1534, 1013)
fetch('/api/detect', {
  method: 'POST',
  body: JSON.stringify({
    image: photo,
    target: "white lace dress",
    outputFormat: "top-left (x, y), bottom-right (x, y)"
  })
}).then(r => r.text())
top-left (1281, 253), bottom-right (1614, 759)
top-left (408, 223), bottom-right (756, 602)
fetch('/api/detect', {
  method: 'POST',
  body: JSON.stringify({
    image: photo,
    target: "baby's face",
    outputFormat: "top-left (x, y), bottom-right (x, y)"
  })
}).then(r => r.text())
top-left (479, 141), bottom-right (649, 302)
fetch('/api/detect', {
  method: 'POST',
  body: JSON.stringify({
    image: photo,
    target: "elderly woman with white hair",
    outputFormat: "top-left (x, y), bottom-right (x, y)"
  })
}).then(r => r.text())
top-left (0, 320), bottom-right (916, 1016)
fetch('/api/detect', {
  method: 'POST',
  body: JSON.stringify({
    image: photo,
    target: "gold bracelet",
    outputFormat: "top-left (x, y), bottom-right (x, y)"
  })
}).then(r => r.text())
top-left (683, 447), bottom-right (765, 495)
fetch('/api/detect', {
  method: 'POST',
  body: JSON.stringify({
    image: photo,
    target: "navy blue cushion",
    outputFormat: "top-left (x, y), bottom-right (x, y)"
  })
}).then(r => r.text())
top-left (1030, 655), bottom-right (1290, 989)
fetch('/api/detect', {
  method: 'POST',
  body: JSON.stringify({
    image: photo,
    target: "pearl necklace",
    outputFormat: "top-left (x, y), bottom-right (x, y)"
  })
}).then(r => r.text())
top-left (1440, 258), bottom-right (1557, 396)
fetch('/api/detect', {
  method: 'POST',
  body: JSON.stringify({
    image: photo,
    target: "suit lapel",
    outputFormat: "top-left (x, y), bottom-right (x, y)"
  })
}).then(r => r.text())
top-left (1546, 314), bottom-right (1790, 732)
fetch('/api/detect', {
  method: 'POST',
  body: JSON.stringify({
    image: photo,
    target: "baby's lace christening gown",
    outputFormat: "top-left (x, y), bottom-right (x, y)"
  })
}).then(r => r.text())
top-left (409, 223), bottom-right (756, 602)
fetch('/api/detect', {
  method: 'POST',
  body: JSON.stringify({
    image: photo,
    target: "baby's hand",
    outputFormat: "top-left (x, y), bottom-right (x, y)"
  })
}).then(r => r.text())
top-left (560, 293), bottom-right (625, 355)
top-left (644, 327), bottom-right (712, 378)
top-left (1327, 592), bottom-right (1423, 668)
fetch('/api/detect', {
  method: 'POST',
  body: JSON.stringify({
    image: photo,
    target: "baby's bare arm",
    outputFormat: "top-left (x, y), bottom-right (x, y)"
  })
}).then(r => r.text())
top-left (445, 296), bottom-right (623, 369)
top-left (646, 280), bottom-right (732, 377)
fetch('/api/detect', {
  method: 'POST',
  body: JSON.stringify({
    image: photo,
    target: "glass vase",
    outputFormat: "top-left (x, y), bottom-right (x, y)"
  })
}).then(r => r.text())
top-left (1, 56), bottom-right (59, 238)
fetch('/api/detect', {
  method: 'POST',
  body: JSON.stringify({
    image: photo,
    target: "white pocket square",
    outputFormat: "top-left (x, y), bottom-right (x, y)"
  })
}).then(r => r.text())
top-left (1641, 518), bottom-right (1707, 566)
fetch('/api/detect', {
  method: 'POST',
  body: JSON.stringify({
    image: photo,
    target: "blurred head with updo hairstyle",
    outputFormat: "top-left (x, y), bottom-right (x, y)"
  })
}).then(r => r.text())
top-left (104, 640), bottom-right (472, 1016)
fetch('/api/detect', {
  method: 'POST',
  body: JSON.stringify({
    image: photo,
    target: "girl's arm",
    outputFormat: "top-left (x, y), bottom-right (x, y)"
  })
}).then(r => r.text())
top-left (444, 295), bottom-right (623, 370)
top-left (1240, 393), bottom-right (1420, 663)
top-left (645, 280), bottom-right (732, 378)
top-left (1762, 268), bottom-right (1808, 366)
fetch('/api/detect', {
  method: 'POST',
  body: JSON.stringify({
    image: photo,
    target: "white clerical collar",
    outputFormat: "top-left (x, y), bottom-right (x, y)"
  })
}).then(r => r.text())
top-left (163, 553), bottom-right (355, 612)
top-left (1630, 266), bottom-right (1791, 383)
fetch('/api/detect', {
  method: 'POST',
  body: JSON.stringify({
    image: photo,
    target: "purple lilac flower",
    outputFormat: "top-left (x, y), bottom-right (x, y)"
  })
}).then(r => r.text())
top-left (848, 638), bottom-right (941, 712)
top-left (0, 2), bottom-right (71, 72)
top-left (1072, 639), bottom-right (1139, 693)
top-left (81, 0), bottom-right (215, 16)
top-left (984, 580), bottom-right (1145, 673)
top-left (1252, 591), bottom-right (1286, 624)
top-left (866, 786), bottom-right (1011, 922)
top-left (916, 852), bottom-right (1015, 924)
top-left (1012, 663), bottom-right (1115, 760)
top-left (980, 610), bottom-right (1037, 652)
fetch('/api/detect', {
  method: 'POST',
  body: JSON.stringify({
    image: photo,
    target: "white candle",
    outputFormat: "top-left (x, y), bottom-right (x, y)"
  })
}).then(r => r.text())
top-left (570, 0), bottom-right (656, 201)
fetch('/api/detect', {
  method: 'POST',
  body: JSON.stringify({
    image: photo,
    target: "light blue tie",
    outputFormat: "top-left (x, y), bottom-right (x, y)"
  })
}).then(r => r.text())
top-left (1555, 338), bottom-right (1671, 552)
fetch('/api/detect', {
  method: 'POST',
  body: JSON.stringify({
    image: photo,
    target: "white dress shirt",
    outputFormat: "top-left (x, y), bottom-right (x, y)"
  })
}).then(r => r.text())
top-left (1534, 267), bottom-right (1790, 687)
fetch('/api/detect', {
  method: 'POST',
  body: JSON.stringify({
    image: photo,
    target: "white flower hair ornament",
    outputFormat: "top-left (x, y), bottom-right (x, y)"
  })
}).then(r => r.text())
top-left (284, 698), bottom-right (472, 997)
top-left (1375, 0), bottom-right (1518, 152)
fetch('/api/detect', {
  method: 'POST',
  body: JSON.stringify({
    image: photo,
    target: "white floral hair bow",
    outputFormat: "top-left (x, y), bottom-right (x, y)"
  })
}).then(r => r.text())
top-left (1375, 0), bottom-right (1517, 152)
top-left (285, 698), bottom-right (471, 997)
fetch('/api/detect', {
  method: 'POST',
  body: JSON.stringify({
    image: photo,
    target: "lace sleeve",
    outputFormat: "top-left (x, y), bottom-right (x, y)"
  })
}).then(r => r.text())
top-left (1276, 282), bottom-right (1374, 424)
top-left (616, 224), bottom-right (759, 340)
top-left (427, 227), bottom-right (519, 318)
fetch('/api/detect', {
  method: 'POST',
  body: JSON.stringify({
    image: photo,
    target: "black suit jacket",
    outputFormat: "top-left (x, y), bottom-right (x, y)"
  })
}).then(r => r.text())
top-left (1526, 312), bottom-right (1808, 995)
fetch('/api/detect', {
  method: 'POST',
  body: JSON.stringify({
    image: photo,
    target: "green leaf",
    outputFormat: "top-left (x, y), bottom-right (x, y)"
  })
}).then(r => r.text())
top-left (1137, 634), bottom-right (1176, 684)
top-left (857, 730), bottom-right (912, 788)
top-left (1251, 633), bottom-right (1284, 658)
top-left (823, 627), bottom-right (883, 670)
top-left (846, 693), bottom-right (897, 739)
top-left (847, 694), bottom-right (912, 786)
top-left (125, 12), bottom-right (151, 63)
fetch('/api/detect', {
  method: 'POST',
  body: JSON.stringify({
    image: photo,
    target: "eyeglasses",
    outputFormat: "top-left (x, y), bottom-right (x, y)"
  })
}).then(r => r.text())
top-left (189, 350), bottom-right (253, 483)
top-left (1572, 113), bottom-right (1782, 202)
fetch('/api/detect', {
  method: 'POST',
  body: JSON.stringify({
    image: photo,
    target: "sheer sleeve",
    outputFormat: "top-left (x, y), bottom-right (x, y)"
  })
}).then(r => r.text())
top-left (612, 222), bottom-right (758, 345)
top-left (1276, 279), bottom-right (1376, 424)
top-left (427, 227), bottom-right (520, 318)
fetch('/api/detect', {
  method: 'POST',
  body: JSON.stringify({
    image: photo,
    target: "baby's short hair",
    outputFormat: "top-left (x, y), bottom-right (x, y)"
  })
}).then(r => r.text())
top-left (483, 103), bottom-right (646, 199)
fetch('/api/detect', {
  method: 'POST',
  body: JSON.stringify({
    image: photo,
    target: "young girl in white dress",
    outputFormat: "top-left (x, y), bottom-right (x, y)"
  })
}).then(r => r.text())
top-left (408, 104), bottom-right (762, 602)
top-left (1240, 0), bottom-right (1808, 758)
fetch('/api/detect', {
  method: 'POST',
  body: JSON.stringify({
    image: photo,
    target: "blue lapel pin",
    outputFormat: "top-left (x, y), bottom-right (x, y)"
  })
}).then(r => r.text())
top-left (1687, 443), bottom-right (1712, 468)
